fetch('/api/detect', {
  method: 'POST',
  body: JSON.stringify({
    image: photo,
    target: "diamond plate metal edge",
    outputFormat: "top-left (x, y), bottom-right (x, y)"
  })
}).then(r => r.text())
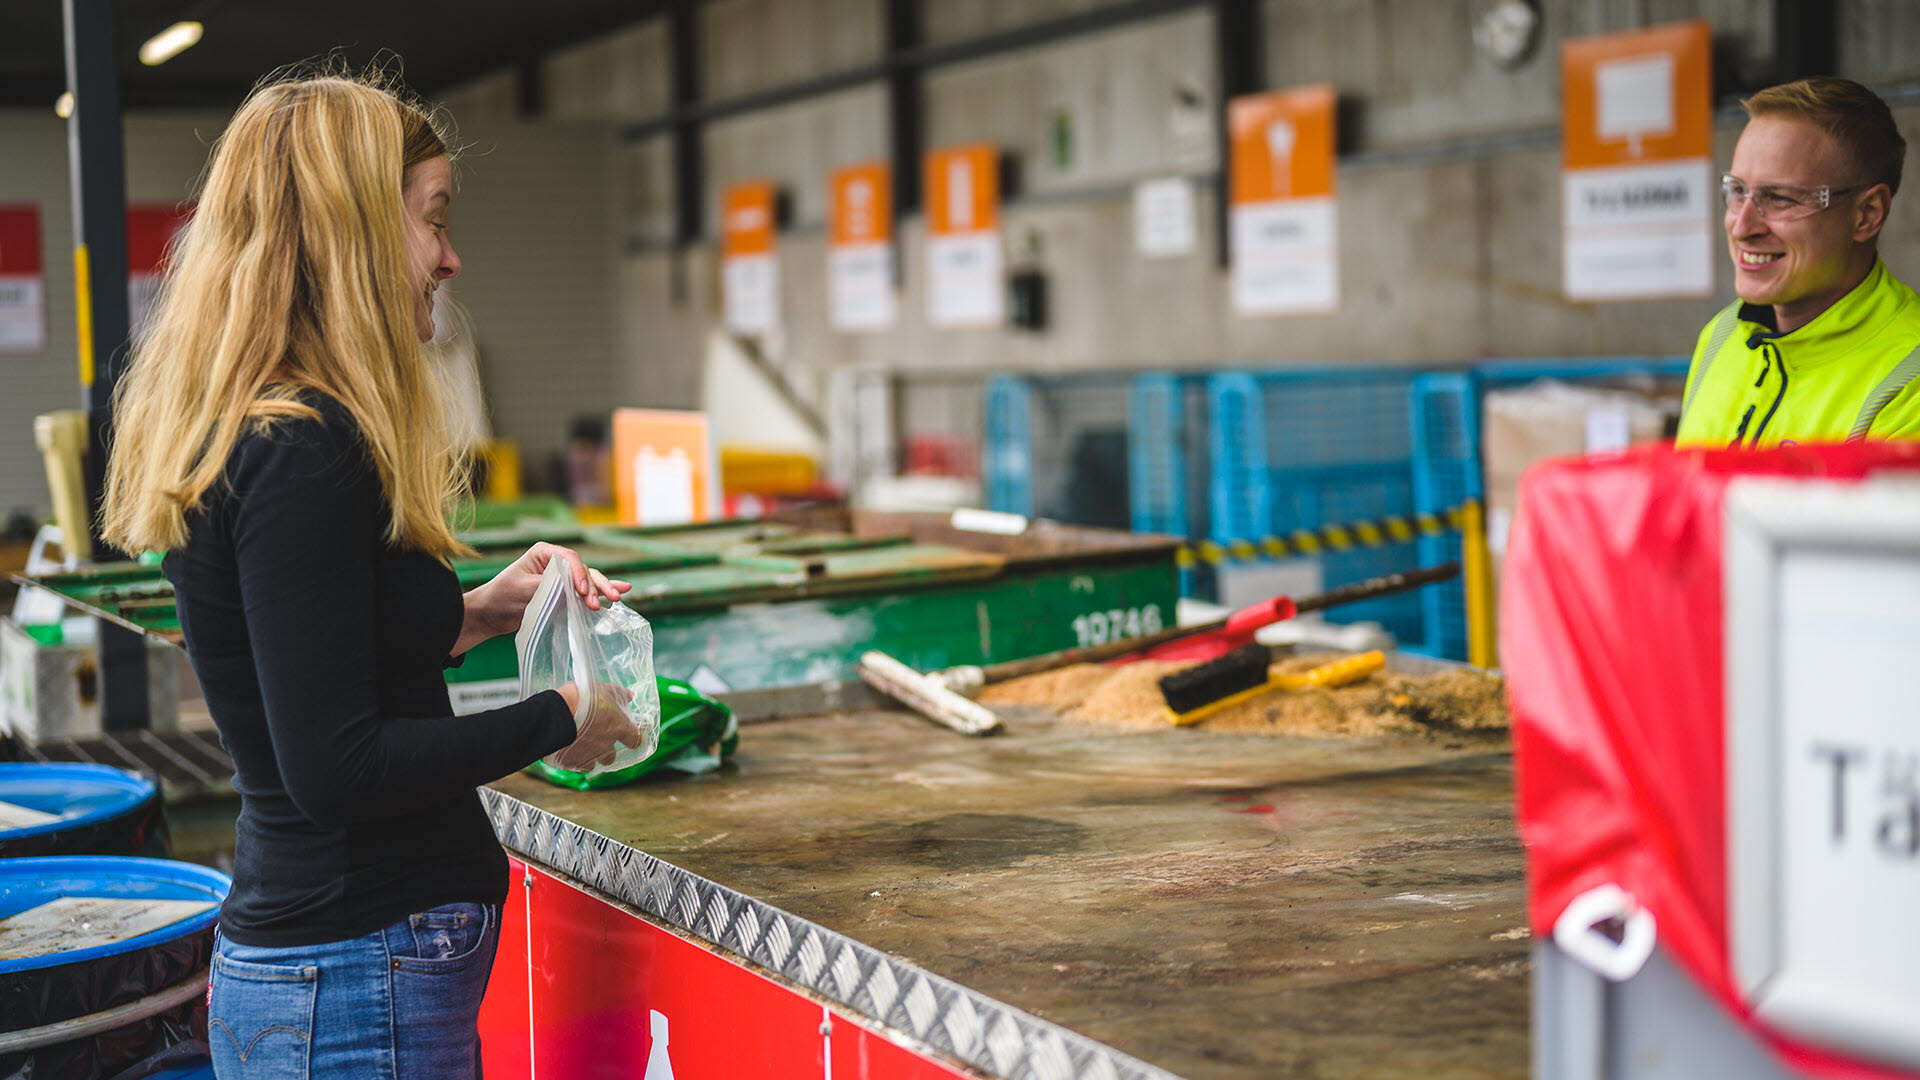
top-left (483, 787), bottom-right (1184, 1080)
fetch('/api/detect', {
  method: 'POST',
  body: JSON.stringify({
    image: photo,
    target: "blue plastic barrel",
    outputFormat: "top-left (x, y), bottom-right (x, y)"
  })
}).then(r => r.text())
top-left (0, 856), bottom-right (227, 1078)
top-left (0, 762), bottom-right (169, 859)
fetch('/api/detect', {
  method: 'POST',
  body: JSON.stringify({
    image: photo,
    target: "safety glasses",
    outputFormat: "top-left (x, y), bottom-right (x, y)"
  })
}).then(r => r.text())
top-left (1720, 175), bottom-right (1862, 222)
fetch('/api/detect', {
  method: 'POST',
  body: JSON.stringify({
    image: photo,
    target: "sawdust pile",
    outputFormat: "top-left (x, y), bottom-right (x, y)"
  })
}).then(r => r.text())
top-left (978, 653), bottom-right (1506, 738)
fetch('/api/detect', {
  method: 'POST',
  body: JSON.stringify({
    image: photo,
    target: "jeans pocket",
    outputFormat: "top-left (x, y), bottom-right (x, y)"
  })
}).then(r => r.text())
top-left (395, 902), bottom-right (494, 972)
top-left (207, 952), bottom-right (317, 1079)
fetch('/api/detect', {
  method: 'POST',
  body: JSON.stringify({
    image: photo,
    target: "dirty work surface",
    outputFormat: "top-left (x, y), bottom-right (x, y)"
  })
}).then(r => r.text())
top-left (492, 711), bottom-right (1527, 1080)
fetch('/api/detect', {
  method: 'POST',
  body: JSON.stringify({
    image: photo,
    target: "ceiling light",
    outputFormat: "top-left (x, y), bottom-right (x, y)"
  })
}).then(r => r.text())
top-left (139, 21), bottom-right (203, 67)
top-left (55, 92), bottom-right (73, 119)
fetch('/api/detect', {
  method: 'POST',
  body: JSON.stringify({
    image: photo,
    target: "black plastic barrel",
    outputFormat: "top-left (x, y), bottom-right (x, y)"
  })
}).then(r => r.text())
top-left (0, 763), bottom-right (169, 859)
top-left (0, 856), bottom-right (227, 1079)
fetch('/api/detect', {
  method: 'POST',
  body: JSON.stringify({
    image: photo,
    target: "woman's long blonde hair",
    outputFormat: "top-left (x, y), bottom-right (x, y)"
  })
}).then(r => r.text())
top-left (102, 71), bottom-right (472, 559)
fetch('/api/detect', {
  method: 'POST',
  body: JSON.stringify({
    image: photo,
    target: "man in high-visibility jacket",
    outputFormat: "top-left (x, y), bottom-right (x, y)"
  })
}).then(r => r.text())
top-left (1677, 77), bottom-right (1919, 446)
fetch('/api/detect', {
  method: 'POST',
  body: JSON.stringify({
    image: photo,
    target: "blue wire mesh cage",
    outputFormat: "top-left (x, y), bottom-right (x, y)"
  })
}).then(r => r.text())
top-left (983, 373), bottom-right (1134, 528)
top-left (1208, 368), bottom-right (1436, 652)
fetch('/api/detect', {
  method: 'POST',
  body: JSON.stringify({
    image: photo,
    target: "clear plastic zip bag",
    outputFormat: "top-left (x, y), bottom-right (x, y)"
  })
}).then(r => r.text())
top-left (515, 557), bottom-right (661, 775)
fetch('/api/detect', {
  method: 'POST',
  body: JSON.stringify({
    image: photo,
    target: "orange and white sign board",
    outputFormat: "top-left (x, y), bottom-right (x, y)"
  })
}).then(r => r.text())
top-left (1561, 20), bottom-right (1714, 300)
top-left (1228, 84), bottom-right (1338, 316)
top-left (614, 408), bottom-right (716, 526)
top-left (828, 162), bottom-right (895, 331)
top-left (721, 181), bottom-right (779, 335)
top-left (924, 144), bottom-right (1003, 328)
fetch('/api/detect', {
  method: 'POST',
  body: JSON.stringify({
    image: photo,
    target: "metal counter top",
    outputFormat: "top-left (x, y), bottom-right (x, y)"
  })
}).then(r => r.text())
top-left (487, 704), bottom-right (1526, 1080)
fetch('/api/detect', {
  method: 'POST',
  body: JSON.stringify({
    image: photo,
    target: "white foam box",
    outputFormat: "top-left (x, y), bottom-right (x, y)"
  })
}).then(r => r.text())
top-left (0, 618), bottom-right (178, 743)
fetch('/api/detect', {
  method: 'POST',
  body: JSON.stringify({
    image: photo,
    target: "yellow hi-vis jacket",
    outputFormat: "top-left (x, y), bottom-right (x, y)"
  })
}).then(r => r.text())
top-left (1675, 259), bottom-right (1920, 447)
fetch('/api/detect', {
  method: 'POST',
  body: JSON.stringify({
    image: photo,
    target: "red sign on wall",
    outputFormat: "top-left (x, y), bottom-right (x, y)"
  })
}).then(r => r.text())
top-left (0, 204), bottom-right (46, 352)
top-left (127, 202), bottom-right (193, 337)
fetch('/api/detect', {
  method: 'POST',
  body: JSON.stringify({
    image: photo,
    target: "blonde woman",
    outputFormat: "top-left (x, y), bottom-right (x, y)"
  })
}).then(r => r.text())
top-left (103, 72), bottom-right (623, 1078)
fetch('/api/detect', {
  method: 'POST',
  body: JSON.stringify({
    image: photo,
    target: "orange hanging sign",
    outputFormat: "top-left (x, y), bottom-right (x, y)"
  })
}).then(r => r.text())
top-left (720, 181), bottom-right (779, 333)
top-left (831, 163), bottom-right (891, 247)
top-left (923, 144), bottom-right (1003, 327)
top-left (925, 145), bottom-right (998, 237)
top-left (721, 181), bottom-right (776, 258)
top-left (1563, 20), bottom-right (1712, 169)
top-left (1226, 85), bottom-right (1339, 316)
top-left (1560, 20), bottom-right (1714, 300)
top-left (1229, 84), bottom-right (1335, 205)
top-left (828, 162), bottom-right (896, 331)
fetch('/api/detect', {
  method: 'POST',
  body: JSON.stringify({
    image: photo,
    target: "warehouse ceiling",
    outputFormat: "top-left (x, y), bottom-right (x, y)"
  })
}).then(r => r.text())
top-left (0, 0), bottom-right (670, 110)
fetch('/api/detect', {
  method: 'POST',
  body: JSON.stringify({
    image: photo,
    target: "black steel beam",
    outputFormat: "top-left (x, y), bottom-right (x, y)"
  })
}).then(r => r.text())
top-left (1771, 0), bottom-right (1837, 86)
top-left (886, 0), bottom-right (922, 232)
top-left (621, 0), bottom-right (1209, 141)
top-left (670, 0), bottom-right (703, 246)
top-left (63, 0), bottom-right (149, 732)
top-left (1213, 0), bottom-right (1261, 268)
top-left (515, 56), bottom-right (545, 119)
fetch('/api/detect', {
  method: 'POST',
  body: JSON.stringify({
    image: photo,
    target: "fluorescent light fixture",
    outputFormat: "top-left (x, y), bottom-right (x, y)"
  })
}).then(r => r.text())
top-left (55, 92), bottom-right (73, 118)
top-left (138, 21), bottom-right (203, 66)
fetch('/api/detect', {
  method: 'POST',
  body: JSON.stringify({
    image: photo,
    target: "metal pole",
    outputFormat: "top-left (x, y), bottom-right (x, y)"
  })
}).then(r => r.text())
top-left (885, 0), bottom-right (921, 287)
top-left (63, 0), bottom-right (149, 732)
top-left (1212, 0), bottom-right (1260, 269)
top-left (670, 0), bottom-right (703, 247)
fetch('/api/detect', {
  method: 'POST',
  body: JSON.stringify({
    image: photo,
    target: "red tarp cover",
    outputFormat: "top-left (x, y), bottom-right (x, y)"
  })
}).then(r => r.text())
top-left (1503, 441), bottom-right (1920, 1080)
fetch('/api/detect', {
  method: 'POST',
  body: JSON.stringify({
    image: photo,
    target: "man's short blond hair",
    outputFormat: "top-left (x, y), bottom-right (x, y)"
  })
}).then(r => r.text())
top-left (1744, 76), bottom-right (1907, 195)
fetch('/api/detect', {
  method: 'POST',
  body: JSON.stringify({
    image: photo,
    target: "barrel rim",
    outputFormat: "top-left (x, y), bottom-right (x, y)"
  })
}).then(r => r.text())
top-left (0, 855), bottom-right (228, 975)
top-left (0, 762), bottom-right (161, 842)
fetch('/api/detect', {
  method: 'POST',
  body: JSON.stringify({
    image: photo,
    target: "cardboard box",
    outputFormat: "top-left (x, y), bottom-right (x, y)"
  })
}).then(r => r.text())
top-left (1484, 379), bottom-right (1682, 591)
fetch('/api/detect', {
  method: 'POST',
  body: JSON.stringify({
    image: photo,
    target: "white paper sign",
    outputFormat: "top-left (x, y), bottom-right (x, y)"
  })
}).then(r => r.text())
top-left (927, 232), bottom-right (1003, 328)
top-left (0, 275), bottom-right (46, 352)
top-left (1230, 197), bottom-right (1338, 315)
top-left (1134, 178), bottom-right (1197, 257)
top-left (1563, 159), bottom-right (1714, 300)
top-left (828, 243), bottom-right (895, 331)
top-left (722, 253), bottom-right (779, 335)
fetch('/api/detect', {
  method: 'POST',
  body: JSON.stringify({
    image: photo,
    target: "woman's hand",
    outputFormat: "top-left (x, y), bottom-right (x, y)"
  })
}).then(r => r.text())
top-left (452, 541), bottom-right (632, 658)
top-left (546, 680), bottom-right (642, 773)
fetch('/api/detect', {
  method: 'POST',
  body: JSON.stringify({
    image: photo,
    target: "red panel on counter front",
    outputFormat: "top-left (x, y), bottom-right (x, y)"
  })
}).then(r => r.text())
top-left (524, 863), bottom-right (827, 1079)
top-left (479, 857), bottom-right (535, 1078)
top-left (829, 1014), bottom-right (973, 1080)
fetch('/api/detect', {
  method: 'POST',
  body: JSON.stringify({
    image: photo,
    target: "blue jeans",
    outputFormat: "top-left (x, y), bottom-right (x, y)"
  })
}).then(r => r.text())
top-left (207, 902), bottom-right (500, 1079)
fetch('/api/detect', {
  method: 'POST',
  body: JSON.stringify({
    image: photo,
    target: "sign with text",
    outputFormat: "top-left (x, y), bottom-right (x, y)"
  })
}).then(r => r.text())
top-left (721, 180), bottom-right (779, 335)
top-left (924, 144), bottom-right (1003, 328)
top-left (1728, 478), bottom-right (1920, 1072)
top-left (1133, 177), bottom-right (1198, 257)
top-left (0, 205), bottom-right (46, 352)
top-left (613, 408), bottom-right (715, 526)
top-left (828, 162), bottom-right (895, 331)
top-left (1561, 20), bottom-right (1714, 300)
top-left (1229, 84), bottom-right (1338, 316)
top-left (127, 202), bottom-right (193, 339)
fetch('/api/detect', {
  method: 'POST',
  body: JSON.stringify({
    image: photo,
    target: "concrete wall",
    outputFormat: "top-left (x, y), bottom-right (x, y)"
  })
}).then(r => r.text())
top-left (0, 110), bottom-right (225, 527)
top-left (481, 0), bottom-right (1920, 457)
top-left (0, 106), bottom-right (618, 521)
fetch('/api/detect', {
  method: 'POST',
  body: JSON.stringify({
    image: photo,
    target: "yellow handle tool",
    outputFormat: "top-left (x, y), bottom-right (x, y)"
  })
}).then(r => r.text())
top-left (1169, 650), bottom-right (1385, 727)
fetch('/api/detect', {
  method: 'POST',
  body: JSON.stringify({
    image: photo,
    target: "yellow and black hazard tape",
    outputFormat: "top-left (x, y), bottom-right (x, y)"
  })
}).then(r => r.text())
top-left (1176, 504), bottom-right (1467, 569)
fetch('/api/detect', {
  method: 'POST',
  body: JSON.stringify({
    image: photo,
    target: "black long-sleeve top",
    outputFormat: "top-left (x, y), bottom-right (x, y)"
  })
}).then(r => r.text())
top-left (164, 393), bottom-right (575, 947)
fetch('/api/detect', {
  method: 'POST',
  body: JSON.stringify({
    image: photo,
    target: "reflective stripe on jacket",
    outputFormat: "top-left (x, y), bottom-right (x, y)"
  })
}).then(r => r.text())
top-left (1676, 259), bottom-right (1920, 447)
